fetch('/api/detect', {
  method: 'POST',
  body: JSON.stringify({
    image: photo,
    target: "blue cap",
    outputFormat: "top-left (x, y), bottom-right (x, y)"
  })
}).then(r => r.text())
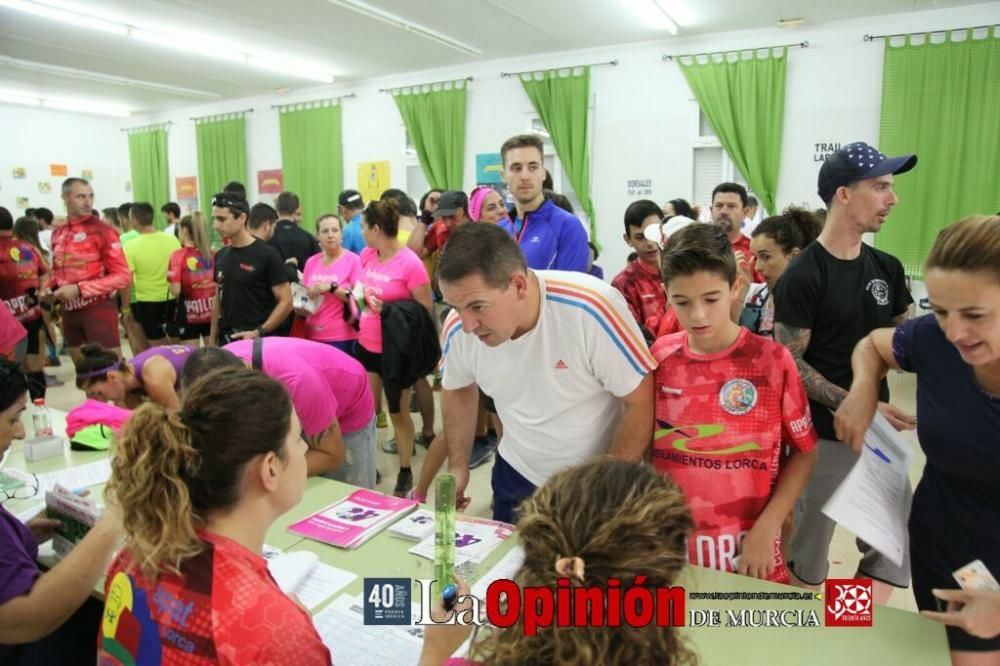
top-left (818, 142), bottom-right (917, 204)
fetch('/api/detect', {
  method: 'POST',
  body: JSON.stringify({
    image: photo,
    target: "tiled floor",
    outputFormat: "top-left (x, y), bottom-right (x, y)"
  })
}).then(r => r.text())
top-left (41, 351), bottom-right (923, 613)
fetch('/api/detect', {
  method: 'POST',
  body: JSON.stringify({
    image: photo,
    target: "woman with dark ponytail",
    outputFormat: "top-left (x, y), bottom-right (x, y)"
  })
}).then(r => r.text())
top-left (741, 207), bottom-right (822, 337)
top-left (98, 367), bottom-right (331, 665)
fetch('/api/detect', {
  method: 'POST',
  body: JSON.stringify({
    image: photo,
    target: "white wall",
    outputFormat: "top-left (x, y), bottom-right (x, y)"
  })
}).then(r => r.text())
top-left (0, 106), bottom-right (130, 217)
top-left (106, 1), bottom-right (1000, 274)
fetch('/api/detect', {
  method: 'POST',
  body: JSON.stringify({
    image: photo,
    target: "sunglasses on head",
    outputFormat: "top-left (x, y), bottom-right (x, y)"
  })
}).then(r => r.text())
top-left (212, 195), bottom-right (249, 214)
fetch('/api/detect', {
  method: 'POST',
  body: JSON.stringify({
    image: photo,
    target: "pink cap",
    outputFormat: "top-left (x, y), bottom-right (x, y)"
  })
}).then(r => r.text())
top-left (468, 185), bottom-right (494, 222)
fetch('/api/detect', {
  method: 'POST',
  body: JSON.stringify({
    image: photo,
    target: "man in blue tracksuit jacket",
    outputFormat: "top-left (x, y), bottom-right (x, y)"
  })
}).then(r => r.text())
top-left (501, 134), bottom-right (589, 272)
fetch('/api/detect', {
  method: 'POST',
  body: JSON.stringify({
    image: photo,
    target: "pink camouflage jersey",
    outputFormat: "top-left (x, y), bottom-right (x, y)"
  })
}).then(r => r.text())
top-left (650, 327), bottom-right (817, 583)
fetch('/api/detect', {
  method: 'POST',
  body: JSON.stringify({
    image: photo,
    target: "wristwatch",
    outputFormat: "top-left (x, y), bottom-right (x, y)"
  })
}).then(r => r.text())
top-left (256, 326), bottom-right (267, 337)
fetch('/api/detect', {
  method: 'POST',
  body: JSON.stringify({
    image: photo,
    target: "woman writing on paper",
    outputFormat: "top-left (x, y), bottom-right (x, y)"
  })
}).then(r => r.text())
top-left (99, 366), bottom-right (331, 665)
top-left (74, 343), bottom-right (194, 409)
top-left (836, 215), bottom-right (1000, 664)
top-left (0, 359), bottom-right (121, 664)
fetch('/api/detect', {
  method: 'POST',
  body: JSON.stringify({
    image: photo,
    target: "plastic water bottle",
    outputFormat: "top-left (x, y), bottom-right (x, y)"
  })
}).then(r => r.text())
top-left (31, 399), bottom-right (53, 437)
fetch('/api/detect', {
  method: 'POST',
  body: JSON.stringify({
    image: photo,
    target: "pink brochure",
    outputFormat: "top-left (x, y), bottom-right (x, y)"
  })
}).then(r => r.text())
top-left (288, 489), bottom-right (418, 549)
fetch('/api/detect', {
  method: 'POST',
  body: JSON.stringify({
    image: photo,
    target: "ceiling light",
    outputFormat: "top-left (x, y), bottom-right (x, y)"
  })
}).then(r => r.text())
top-left (652, 1), bottom-right (680, 33)
top-left (323, 0), bottom-right (482, 56)
top-left (42, 97), bottom-right (131, 116)
top-left (1, 1), bottom-right (337, 82)
top-left (0, 87), bottom-right (131, 116)
top-left (0, 55), bottom-right (220, 99)
top-left (777, 18), bottom-right (806, 28)
top-left (620, 0), bottom-right (679, 34)
top-left (246, 56), bottom-right (335, 84)
top-left (0, 88), bottom-right (41, 107)
top-left (129, 28), bottom-right (246, 64)
top-left (0, 0), bottom-right (126, 34)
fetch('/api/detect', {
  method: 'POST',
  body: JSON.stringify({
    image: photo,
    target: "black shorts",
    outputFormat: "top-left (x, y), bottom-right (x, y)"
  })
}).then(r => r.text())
top-left (132, 300), bottom-right (173, 340)
top-left (23, 317), bottom-right (44, 355)
top-left (353, 342), bottom-right (409, 414)
top-left (166, 321), bottom-right (211, 340)
top-left (911, 547), bottom-right (1000, 652)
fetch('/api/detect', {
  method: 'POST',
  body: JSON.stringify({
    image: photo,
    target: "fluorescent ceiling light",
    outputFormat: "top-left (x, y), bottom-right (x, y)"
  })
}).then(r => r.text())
top-left (620, 0), bottom-right (679, 34)
top-left (1, 0), bottom-right (336, 82)
top-left (0, 0), bottom-right (126, 34)
top-left (323, 0), bottom-right (481, 56)
top-left (246, 56), bottom-right (335, 84)
top-left (0, 55), bottom-right (220, 99)
top-left (42, 97), bottom-right (131, 116)
top-left (0, 89), bottom-right (41, 107)
top-left (129, 28), bottom-right (246, 65)
top-left (0, 87), bottom-right (131, 116)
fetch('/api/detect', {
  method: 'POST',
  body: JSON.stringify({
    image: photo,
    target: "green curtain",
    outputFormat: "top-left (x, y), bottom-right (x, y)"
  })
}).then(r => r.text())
top-left (520, 67), bottom-right (597, 238)
top-left (392, 83), bottom-right (466, 190)
top-left (877, 29), bottom-right (1000, 277)
top-left (279, 103), bottom-right (343, 234)
top-left (195, 114), bottom-right (247, 239)
top-left (677, 48), bottom-right (787, 215)
top-left (127, 127), bottom-right (169, 230)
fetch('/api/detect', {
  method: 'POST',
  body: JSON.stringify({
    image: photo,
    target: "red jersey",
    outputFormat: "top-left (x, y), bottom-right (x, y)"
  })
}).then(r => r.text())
top-left (650, 328), bottom-right (816, 583)
top-left (167, 246), bottom-right (216, 325)
top-left (99, 531), bottom-right (331, 666)
top-left (611, 259), bottom-right (667, 332)
top-left (0, 234), bottom-right (46, 322)
top-left (50, 215), bottom-right (131, 310)
top-left (732, 234), bottom-right (765, 284)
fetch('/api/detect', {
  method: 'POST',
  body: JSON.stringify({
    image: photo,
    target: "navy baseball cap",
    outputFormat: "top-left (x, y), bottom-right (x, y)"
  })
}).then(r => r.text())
top-left (338, 189), bottom-right (363, 207)
top-left (817, 142), bottom-right (917, 204)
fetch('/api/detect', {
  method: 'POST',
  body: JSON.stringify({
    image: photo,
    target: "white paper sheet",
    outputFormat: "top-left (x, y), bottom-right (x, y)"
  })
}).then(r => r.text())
top-left (36, 459), bottom-right (111, 492)
top-left (471, 545), bottom-right (525, 600)
top-left (296, 563), bottom-right (358, 610)
top-left (822, 413), bottom-right (914, 567)
top-left (312, 594), bottom-right (424, 665)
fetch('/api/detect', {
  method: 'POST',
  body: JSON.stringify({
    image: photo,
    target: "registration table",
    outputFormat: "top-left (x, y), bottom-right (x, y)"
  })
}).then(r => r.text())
top-left (285, 480), bottom-right (951, 666)
top-left (4, 412), bottom-right (951, 664)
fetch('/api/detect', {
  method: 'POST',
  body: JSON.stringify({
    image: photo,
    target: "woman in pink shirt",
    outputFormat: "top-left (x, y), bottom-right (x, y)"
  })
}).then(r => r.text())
top-left (301, 214), bottom-right (363, 354)
top-left (356, 199), bottom-right (433, 497)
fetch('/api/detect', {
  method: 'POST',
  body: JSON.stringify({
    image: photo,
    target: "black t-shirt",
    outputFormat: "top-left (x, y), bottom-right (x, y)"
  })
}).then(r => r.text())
top-left (270, 220), bottom-right (320, 273)
top-left (774, 241), bottom-right (912, 439)
top-left (213, 239), bottom-right (289, 333)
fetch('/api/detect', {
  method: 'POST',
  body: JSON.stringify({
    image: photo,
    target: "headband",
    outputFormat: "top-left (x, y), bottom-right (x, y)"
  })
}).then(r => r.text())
top-left (76, 364), bottom-right (119, 380)
top-left (468, 186), bottom-right (494, 222)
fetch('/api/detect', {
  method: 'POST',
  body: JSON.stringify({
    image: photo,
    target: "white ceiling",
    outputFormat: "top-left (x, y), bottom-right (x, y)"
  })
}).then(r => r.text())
top-left (0, 0), bottom-right (994, 114)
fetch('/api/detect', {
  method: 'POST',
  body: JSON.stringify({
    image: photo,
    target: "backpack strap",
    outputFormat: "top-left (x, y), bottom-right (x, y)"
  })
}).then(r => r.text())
top-left (252, 335), bottom-right (264, 371)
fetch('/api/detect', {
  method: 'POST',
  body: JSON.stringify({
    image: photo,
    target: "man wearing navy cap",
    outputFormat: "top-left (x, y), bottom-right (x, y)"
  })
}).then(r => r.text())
top-left (774, 142), bottom-right (918, 603)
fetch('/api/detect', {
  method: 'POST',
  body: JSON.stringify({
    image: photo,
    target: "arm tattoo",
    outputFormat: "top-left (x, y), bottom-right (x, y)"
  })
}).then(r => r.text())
top-left (775, 322), bottom-right (848, 410)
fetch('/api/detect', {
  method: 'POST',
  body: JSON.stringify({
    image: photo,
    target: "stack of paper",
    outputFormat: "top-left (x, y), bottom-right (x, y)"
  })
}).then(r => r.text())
top-left (388, 508), bottom-right (436, 542)
top-left (313, 594), bottom-right (426, 665)
top-left (288, 489), bottom-right (418, 549)
top-left (409, 515), bottom-right (514, 565)
top-left (45, 483), bottom-right (103, 558)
